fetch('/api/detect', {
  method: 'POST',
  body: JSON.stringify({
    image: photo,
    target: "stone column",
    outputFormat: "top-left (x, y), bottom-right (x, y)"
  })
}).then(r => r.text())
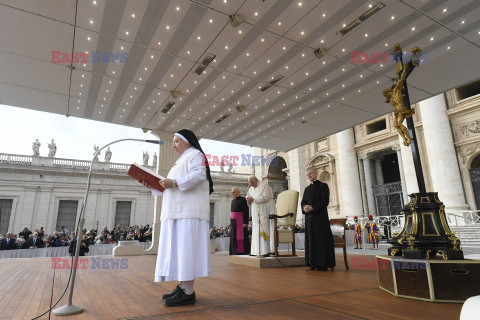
top-left (144, 131), bottom-right (178, 254)
top-left (288, 146), bottom-right (307, 217)
top-left (357, 158), bottom-right (369, 215)
top-left (20, 187), bottom-right (38, 231)
top-left (33, 187), bottom-right (52, 231)
top-left (336, 128), bottom-right (363, 218)
top-left (361, 154), bottom-right (377, 215)
top-left (418, 94), bottom-right (469, 211)
top-left (374, 159), bottom-right (384, 185)
top-left (399, 135), bottom-right (419, 195)
top-left (393, 146), bottom-right (409, 204)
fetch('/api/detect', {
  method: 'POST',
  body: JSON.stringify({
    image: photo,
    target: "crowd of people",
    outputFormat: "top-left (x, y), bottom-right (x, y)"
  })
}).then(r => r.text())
top-left (209, 226), bottom-right (232, 239)
top-left (209, 223), bottom-right (305, 240)
top-left (0, 224), bottom-right (153, 251)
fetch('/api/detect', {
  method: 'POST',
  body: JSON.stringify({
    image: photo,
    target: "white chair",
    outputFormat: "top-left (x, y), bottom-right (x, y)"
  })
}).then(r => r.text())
top-left (460, 295), bottom-right (480, 320)
top-left (269, 190), bottom-right (299, 257)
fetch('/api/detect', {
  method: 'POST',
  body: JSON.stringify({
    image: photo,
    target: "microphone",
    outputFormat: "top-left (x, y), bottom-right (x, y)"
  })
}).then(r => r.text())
top-left (145, 140), bottom-right (163, 145)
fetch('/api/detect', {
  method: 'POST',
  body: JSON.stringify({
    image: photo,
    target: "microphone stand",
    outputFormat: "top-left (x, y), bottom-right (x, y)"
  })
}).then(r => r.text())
top-left (53, 138), bottom-right (162, 316)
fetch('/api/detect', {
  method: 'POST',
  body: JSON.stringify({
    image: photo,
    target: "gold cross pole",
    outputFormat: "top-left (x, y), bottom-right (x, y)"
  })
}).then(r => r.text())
top-left (383, 43), bottom-right (426, 194)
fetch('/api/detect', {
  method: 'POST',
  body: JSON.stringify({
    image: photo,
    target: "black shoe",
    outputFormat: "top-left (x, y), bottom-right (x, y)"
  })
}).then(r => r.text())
top-left (162, 285), bottom-right (181, 300)
top-left (164, 289), bottom-right (196, 306)
top-left (310, 266), bottom-right (316, 270)
top-left (317, 266), bottom-right (328, 271)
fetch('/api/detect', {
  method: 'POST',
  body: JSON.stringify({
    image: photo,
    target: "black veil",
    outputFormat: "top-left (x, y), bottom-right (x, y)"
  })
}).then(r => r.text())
top-left (175, 129), bottom-right (214, 194)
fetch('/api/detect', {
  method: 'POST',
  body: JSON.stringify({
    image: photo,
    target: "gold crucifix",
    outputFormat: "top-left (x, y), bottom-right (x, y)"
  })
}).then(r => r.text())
top-left (382, 44), bottom-right (422, 146)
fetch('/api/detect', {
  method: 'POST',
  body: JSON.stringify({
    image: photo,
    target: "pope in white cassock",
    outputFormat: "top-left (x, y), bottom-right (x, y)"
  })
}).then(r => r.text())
top-left (246, 176), bottom-right (276, 256)
top-left (149, 129), bottom-right (214, 307)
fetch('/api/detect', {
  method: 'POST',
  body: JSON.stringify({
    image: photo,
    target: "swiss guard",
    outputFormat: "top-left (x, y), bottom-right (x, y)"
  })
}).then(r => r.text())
top-left (353, 216), bottom-right (362, 249)
top-left (367, 215), bottom-right (379, 249)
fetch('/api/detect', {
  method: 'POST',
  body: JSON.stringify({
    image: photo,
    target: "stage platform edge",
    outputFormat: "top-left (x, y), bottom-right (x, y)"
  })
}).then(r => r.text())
top-left (229, 254), bottom-right (305, 268)
top-left (376, 255), bottom-right (480, 303)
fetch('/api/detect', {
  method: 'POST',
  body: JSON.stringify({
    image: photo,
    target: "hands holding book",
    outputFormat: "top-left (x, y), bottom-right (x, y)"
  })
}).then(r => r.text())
top-left (128, 163), bottom-right (167, 192)
top-left (160, 178), bottom-right (177, 189)
top-left (142, 178), bottom-right (177, 190)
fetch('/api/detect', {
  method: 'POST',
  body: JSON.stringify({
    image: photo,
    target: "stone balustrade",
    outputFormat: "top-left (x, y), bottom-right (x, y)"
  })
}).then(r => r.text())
top-left (0, 153), bottom-right (146, 172)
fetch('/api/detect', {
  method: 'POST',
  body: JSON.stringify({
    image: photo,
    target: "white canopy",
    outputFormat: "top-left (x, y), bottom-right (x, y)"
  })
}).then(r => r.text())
top-left (1, 0), bottom-right (479, 150)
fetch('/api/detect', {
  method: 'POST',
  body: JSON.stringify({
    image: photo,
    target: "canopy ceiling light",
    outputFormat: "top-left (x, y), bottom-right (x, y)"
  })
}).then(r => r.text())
top-left (314, 48), bottom-right (328, 59)
top-left (229, 14), bottom-right (245, 28)
top-left (215, 113), bottom-right (231, 123)
top-left (235, 105), bottom-right (246, 113)
top-left (170, 90), bottom-right (181, 99)
top-left (194, 53), bottom-right (216, 75)
top-left (260, 74), bottom-right (285, 92)
top-left (161, 101), bottom-right (175, 113)
top-left (339, 2), bottom-right (386, 35)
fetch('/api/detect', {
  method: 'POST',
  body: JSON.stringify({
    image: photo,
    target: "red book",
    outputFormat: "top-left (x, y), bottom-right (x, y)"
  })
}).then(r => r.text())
top-left (128, 163), bottom-right (165, 192)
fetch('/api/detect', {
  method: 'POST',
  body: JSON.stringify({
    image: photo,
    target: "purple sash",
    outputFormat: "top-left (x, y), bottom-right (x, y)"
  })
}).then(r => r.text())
top-left (231, 212), bottom-right (244, 253)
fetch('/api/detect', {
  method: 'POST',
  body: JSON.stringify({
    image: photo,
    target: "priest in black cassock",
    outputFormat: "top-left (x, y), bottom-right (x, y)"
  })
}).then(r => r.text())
top-left (301, 167), bottom-right (336, 271)
top-left (229, 187), bottom-right (250, 255)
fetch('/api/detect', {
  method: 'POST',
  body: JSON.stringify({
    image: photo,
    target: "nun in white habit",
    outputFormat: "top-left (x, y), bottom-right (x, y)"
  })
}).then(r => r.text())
top-left (150, 129), bottom-right (214, 307)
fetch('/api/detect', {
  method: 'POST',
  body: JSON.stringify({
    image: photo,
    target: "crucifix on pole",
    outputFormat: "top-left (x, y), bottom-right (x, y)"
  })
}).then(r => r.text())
top-left (382, 43), bottom-right (463, 260)
top-left (382, 43), bottom-right (426, 194)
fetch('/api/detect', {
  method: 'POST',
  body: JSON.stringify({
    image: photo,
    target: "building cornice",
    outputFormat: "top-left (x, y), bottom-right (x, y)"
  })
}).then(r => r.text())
top-left (0, 166), bottom-right (133, 180)
top-left (447, 96), bottom-right (480, 118)
top-left (354, 132), bottom-right (398, 150)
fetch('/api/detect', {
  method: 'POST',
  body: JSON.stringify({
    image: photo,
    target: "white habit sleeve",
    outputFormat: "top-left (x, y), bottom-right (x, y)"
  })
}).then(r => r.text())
top-left (176, 152), bottom-right (207, 191)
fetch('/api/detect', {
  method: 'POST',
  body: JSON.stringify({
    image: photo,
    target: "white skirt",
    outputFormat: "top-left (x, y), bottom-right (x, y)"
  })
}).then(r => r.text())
top-left (155, 219), bottom-right (211, 282)
top-left (250, 210), bottom-right (275, 256)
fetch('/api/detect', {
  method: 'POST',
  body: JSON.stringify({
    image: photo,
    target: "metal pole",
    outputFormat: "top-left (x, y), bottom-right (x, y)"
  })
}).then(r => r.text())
top-left (393, 45), bottom-right (427, 194)
top-left (402, 80), bottom-right (427, 193)
top-left (53, 138), bottom-right (162, 316)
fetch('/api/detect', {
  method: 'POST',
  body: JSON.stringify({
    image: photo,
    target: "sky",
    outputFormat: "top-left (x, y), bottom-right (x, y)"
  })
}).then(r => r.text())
top-left (0, 104), bottom-right (253, 171)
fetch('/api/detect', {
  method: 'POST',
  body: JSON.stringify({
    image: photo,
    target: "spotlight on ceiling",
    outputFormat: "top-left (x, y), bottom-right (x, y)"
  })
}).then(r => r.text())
top-left (359, 2), bottom-right (386, 22)
top-left (171, 90), bottom-right (181, 98)
top-left (338, 2), bottom-right (385, 36)
top-left (229, 14), bottom-right (245, 28)
top-left (201, 53), bottom-right (216, 65)
top-left (235, 105), bottom-right (246, 113)
top-left (314, 48), bottom-right (328, 59)
top-left (260, 74), bottom-right (285, 92)
top-left (194, 53), bottom-right (216, 75)
top-left (215, 113), bottom-right (231, 124)
top-left (260, 83), bottom-right (272, 92)
top-left (194, 64), bottom-right (207, 75)
top-left (161, 101), bottom-right (175, 113)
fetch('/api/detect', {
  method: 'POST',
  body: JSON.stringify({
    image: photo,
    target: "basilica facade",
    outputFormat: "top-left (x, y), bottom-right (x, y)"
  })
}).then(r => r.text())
top-left (255, 83), bottom-right (480, 222)
top-left (0, 154), bottom-right (249, 235)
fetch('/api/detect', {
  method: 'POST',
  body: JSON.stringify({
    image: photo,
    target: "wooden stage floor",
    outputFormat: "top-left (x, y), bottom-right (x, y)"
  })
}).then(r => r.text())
top-left (0, 253), bottom-right (462, 320)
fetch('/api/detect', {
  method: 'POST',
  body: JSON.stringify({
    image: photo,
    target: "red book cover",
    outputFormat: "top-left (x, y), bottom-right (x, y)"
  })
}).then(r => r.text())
top-left (128, 163), bottom-right (165, 192)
